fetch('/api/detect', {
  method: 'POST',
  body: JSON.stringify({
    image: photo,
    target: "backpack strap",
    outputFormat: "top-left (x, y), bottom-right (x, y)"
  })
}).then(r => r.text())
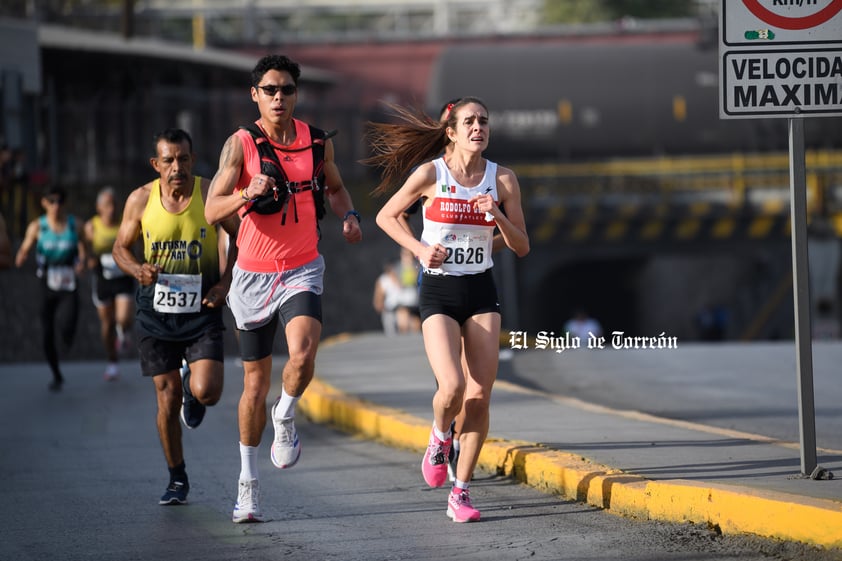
top-left (307, 125), bottom-right (338, 221)
top-left (239, 124), bottom-right (289, 219)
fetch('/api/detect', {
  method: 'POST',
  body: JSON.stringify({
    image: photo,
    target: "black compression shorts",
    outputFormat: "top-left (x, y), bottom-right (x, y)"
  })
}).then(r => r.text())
top-left (237, 291), bottom-right (322, 362)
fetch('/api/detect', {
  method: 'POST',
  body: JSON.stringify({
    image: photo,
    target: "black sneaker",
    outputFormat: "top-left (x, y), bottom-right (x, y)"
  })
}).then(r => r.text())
top-left (159, 480), bottom-right (189, 505)
top-left (179, 360), bottom-right (206, 429)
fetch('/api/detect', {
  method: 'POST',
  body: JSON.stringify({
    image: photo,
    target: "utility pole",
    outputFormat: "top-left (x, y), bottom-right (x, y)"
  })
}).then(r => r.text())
top-left (121, 0), bottom-right (135, 39)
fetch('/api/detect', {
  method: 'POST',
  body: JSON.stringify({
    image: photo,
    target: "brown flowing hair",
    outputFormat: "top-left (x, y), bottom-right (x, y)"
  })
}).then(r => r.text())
top-left (363, 97), bottom-right (488, 196)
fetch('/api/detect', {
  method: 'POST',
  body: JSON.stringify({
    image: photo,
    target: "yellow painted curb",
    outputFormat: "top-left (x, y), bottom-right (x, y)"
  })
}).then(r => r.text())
top-left (301, 378), bottom-right (429, 450)
top-left (299, 377), bottom-right (842, 550)
top-left (643, 480), bottom-right (842, 548)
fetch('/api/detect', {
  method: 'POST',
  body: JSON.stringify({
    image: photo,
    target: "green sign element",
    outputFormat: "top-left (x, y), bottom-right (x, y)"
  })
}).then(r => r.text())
top-left (744, 29), bottom-right (776, 40)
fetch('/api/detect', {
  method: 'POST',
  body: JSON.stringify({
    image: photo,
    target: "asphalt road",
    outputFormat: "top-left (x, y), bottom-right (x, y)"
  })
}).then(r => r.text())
top-left (502, 340), bottom-right (842, 452)
top-left (0, 358), bottom-right (838, 561)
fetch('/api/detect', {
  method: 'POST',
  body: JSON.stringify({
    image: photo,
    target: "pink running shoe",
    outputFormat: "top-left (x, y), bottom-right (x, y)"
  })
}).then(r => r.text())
top-left (447, 488), bottom-right (481, 523)
top-left (421, 427), bottom-right (451, 487)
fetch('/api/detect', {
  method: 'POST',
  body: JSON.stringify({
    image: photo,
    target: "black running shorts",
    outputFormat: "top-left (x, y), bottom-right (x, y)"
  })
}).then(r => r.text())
top-left (138, 327), bottom-right (225, 377)
top-left (418, 269), bottom-right (500, 325)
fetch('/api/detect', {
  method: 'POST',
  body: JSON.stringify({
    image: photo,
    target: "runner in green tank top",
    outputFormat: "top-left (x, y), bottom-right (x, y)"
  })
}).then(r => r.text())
top-left (15, 185), bottom-right (87, 392)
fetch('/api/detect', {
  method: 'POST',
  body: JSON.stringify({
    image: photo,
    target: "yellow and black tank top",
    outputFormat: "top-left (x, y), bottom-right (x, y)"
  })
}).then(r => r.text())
top-left (136, 176), bottom-right (223, 340)
top-left (90, 215), bottom-right (119, 256)
top-left (90, 215), bottom-right (127, 279)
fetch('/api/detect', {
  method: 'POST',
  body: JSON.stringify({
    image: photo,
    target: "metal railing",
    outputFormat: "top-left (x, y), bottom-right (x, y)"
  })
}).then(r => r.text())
top-left (515, 150), bottom-right (842, 217)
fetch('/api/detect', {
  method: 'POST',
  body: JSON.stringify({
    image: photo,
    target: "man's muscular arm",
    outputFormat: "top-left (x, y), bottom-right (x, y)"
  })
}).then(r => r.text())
top-left (206, 135), bottom-right (248, 225)
top-left (322, 139), bottom-right (362, 244)
top-left (113, 185), bottom-right (160, 286)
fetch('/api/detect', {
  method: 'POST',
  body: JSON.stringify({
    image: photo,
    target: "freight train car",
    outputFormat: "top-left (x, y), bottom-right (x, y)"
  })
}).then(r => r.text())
top-left (427, 39), bottom-right (842, 163)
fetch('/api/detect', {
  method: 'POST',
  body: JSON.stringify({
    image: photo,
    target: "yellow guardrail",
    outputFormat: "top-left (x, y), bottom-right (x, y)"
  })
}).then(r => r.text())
top-left (514, 150), bottom-right (842, 214)
top-left (512, 150), bottom-right (842, 179)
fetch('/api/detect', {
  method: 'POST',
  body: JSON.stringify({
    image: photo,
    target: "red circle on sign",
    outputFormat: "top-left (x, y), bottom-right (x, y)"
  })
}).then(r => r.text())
top-left (742, 0), bottom-right (842, 30)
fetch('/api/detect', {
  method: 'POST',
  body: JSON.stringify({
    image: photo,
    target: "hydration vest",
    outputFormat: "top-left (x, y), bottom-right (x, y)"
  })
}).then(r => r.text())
top-left (239, 124), bottom-right (337, 223)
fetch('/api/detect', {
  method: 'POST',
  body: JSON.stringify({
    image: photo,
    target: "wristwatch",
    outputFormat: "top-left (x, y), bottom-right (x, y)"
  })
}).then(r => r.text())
top-left (344, 210), bottom-right (361, 223)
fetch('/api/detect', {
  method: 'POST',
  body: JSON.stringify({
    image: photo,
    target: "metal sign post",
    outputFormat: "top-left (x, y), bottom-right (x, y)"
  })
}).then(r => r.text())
top-left (720, 0), bottom-right (842, 476)
top-left (788, 117), bottom-right (818, 475)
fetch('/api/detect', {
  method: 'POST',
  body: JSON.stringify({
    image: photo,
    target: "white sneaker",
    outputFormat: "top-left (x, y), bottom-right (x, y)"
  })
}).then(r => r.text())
top-left (270, 397), bottom-right (301, 469)
top-left (104, 362), bottom-right (119, 381)
top-left (115, 327), bottom-right (130, 355)
top-left (232, 479), bottom-right (263, 523)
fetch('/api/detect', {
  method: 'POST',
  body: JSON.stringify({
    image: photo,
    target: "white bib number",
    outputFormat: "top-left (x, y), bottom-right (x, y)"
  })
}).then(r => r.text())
top-left (100, 253), bottom-right (125, 280)
top-left (153, 273), bottom-right (202, 314)
top-left (46, 265), bottom-right (76, 292)
top-left (440, 228), bottom-right (491, 274)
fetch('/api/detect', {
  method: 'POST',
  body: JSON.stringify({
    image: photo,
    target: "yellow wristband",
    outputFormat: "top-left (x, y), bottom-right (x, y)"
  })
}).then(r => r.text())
top-left (241, 187), bottom-right (250, 201)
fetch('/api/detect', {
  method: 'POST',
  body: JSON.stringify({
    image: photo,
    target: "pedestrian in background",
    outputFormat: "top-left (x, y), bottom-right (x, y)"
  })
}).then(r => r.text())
top-left (112, 128), bottom-right (239, 506)
top-left (395, 247), bottom-right (422, 333)
top-left (367, 97), bottom-right (529, 522)
top-left (564, 308), bottom-right (603, 341)
top-left (373, 260), bottom-right (402, 335)
top-left (15, 185), bottom-right (86, 391)
top-left (84, 186), bottom-right (136, 381)
top-left (205, 54), bottom-right (362, 524)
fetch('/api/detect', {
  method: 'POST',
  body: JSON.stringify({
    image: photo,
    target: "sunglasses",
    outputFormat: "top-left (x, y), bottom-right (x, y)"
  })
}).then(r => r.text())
top-left (45, 197), bottom-right (64, 205)
top-left (256, 84), bottom-right (297, 97)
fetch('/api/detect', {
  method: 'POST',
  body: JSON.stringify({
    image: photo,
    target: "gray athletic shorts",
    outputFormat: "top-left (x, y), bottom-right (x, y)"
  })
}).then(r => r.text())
top-left (227, 254), bottom-right (325, 331)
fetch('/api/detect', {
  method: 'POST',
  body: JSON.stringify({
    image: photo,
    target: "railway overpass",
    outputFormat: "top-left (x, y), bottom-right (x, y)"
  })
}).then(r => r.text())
top-left (506, 151), bottom-right (842, 342)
